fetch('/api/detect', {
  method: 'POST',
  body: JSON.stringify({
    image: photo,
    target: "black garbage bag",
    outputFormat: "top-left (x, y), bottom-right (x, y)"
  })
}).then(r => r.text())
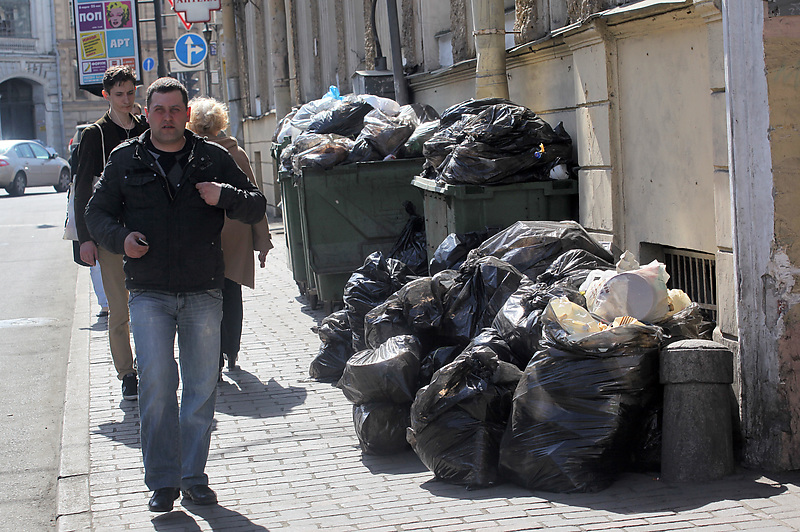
top-left (363, 272), bottom-right (456, 350)
top-left (421, 115), bottom-right (473, 172)
top-left (353, 402), bottom-right (411, 455)
top-left (419, 345), bottom-right (462, 385)
top-left (471, 220), bottom-right (613, 281)
top-left (440, 256), bottom-right (523, 346)
top-left (338, 335), bottom-right (422, 405)
top-left (421, 102), bottom-right (574, 186)
top-left (492, 279), bottom-right (586, 368)
top-left (389, 201), bottom-right (427, 276)
top-left (536, 248), bottom-right (615, 289)
top-left (429, 230), bottom-right (494, 275)
top-left (291, 134), bottom-right (355, 172)
top-left (461, 328), bottom-right (526, 370)
top-left (438, 97), bottom-right (515, 128)
top-left (403, 120), bottom-right (440, 159)
top-left (307, 99), bottom-right (374, 137)
top-left (346, 137), bottom-right (382, 163)
top-left (498, 304), bottom-right (662, 493)
top-left (629, 393), bottom-right (663, 473)
top-left (343, 252), bottom-right (413, 352)
top-left (309, 310), bottom-right (354, 382)
top-left (659, 302), bottom-right (715, 345)
top-left (407, 349), bottom-right (523, 489)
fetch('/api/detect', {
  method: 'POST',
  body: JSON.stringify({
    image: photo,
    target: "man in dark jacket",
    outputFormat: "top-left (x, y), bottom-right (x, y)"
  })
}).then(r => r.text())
top-left (85, 77), bottom-right (267, 513)
top-left (74, 65), bottom-right (148, 401)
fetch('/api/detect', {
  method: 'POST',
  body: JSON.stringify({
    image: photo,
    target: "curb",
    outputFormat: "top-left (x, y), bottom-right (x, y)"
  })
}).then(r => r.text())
top-left (56, 267), bottom-right (92, 531)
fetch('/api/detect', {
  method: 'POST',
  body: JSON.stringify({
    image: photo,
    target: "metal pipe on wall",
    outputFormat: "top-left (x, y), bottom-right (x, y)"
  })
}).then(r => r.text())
top-left (471, 0), bottom-right (509, 99)
top-left (386, 0), bottom-right (409, 104)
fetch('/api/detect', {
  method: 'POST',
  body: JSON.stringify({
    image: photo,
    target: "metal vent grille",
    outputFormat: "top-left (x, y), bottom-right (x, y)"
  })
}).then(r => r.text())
top-left (663, 247), bottom-right (717, 322)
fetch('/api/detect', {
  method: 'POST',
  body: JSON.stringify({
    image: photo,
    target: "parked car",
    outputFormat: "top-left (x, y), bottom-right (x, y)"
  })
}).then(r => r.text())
top-left (68, 123), bottom-right (92, 158)
top-left (0, 140), bottom-right (71, 196)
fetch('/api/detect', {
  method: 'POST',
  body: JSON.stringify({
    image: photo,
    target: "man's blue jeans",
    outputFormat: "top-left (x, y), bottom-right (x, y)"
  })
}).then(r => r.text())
top-left (129, 289), bottom-right (222, 491)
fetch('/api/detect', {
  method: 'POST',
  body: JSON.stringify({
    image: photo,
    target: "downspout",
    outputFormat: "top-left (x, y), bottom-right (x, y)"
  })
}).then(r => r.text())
top-left (471, 0), bottom-right (509, 99)
top-left (269, 0), bottom-right (292, 122)
top-left (386, 0), bottom-right (408, 104)
top-left (50, 0), bottom-right (66, 154)
top-left (221, 0), bottom-right (242, 140)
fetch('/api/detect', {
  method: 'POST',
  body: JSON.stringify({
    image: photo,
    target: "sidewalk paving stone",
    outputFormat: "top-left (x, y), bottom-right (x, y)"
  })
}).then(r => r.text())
top-left (57, 225), bottom-right (800, 532)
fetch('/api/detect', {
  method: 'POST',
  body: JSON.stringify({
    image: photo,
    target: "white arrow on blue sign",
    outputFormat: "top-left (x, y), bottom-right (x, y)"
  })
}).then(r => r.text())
top-left (174, 33), bottom-right (208, 68)
top-left (142, 57), bottom-right (155, 72)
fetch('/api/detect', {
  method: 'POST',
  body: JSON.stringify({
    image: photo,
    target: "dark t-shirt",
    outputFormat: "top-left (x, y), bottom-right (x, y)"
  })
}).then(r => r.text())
top-left (146, 138), bottom-right (192, 190)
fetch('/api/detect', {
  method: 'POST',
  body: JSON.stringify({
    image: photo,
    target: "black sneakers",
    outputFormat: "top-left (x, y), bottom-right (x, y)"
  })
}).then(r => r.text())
top-left (122, 373), bottom-right (138, 401)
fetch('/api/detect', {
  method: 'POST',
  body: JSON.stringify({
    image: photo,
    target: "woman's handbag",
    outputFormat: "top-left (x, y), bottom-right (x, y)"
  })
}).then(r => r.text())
top-left (62, 181), bottom-right (78, 241)
top-left (63, 124), bottom-right (105, 242)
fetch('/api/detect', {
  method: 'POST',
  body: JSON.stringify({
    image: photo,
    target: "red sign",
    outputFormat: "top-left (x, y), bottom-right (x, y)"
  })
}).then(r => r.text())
top-left (167, 0), bottom-right (192, 30)
top-left (172, 0), bottom-right (220, 23)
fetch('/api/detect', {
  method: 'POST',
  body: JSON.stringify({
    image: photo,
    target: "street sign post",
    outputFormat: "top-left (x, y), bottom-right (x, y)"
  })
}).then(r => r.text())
top-left (174, 33), bottom-right (208, 68)
top-left (173, 0), bottom-right (221, 23)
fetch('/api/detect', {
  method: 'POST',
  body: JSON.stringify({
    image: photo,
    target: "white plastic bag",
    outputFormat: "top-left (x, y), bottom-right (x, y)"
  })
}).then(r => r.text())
top-left (588, 260), bottom-right (671, 323)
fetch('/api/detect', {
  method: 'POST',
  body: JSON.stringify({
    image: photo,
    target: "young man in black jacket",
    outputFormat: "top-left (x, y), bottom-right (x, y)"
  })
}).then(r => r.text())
top-left (74, 65), bottom-right (148, 401)
top-left (85, 77), bottom-right (267, 512)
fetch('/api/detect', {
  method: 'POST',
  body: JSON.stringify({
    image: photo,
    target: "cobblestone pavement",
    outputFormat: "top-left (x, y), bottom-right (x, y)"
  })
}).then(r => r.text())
top-left (57, 225), bottom-right (800, 531)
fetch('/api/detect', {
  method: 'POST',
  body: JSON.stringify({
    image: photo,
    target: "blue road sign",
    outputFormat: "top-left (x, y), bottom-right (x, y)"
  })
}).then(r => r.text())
top-left (174, 33), bottom-right (207, 68)
top-left (142, 57), bottom-right (155, 72)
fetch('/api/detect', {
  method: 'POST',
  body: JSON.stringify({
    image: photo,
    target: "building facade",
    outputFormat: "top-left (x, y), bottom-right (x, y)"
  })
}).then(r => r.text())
top-left (230, 0), bottom-right (800, 472)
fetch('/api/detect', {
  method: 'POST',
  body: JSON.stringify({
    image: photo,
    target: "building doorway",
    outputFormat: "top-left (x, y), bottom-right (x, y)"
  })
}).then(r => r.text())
top-left (0, 78), bottom-right (35, 140)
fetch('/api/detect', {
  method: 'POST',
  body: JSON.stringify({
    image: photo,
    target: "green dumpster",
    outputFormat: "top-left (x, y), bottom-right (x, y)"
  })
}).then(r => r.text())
top-left (297, 158), bottom-right (425, 313)
top-left (411, 176), bottom-right (579, 262)
top-left (278, 170), bottom-right (316, 301)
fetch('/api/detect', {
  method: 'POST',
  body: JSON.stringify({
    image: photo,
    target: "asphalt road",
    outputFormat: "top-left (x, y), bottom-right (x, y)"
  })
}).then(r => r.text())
top-left (0, 188), bottom-right (79, 531)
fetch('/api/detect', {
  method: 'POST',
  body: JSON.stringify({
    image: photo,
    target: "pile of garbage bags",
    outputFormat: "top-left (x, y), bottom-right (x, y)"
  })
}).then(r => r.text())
top-left (309, 220), bottom-right (714, 492)
top-left (274, 87), bottom-right (440, 173)
top-left (418, 98), bottom-right (575, 186)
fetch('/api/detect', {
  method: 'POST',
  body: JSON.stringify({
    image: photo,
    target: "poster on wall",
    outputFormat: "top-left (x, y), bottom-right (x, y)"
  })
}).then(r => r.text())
top-left (73, 0), bottom-right (143, 94)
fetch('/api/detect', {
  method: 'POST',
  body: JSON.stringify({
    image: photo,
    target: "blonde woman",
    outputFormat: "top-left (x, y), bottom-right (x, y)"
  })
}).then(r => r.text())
top-left (188, 97), bottom-right (273, 377)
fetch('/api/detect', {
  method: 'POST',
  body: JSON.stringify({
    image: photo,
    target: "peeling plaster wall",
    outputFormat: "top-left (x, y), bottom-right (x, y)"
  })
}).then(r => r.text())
top-left (764, 13), bottom-right (800, 469)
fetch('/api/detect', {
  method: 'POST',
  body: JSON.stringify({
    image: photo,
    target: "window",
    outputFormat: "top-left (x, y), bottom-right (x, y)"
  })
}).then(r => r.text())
top-left (0, 0), bottom-right (32, 38)
top-left (29, 143), bottom-right (50, 159)
top-left (15, 143), bottom-right (34, 158)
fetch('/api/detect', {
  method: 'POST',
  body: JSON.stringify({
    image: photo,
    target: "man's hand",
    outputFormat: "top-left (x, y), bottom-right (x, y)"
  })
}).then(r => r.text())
top-left (124, 232), bottom-right (149, 258)
top-left (258, 249), bottom-right (269, 268)
top-left (196, 182), bottom-right (223, 206)
top-left (79, 241), bottom-right (99, 266)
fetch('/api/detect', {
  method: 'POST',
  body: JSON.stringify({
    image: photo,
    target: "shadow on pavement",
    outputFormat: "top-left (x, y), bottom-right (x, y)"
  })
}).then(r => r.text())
top-left (92, 399), bottom-right (140, 449)
top-left (176, 502), bottom-right (270, 531)
top-left (419, 467), bottom-right (792, 514)
top-left (361, 449), bottom-right (429, 475)
top-left (216, 369), bottom-right (308, 418)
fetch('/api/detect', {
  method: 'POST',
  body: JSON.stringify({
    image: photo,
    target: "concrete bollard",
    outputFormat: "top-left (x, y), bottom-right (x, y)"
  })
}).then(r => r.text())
top-left (660, 339), bottom-right (735, 482)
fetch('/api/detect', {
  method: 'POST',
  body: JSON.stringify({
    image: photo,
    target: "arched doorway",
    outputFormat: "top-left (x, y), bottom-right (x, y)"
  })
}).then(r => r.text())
top-left (0, 78), bottom-right (35, 140)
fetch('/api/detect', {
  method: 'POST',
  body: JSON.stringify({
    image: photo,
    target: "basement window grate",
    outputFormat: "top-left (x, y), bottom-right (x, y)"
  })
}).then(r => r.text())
top-left (662, 247), bottom-right (717, 323)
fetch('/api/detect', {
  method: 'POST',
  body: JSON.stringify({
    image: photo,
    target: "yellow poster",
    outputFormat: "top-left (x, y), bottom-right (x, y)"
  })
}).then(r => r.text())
top-left (80, 32), bottom-right (107, 60)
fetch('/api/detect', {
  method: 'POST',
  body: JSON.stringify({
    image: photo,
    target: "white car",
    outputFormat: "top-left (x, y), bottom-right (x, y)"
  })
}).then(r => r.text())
top-left (0, 140), bottom-right (71, 196)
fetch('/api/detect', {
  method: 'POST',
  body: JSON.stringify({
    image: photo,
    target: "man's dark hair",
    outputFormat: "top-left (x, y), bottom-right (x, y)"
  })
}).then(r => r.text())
top-left (146, 77), bottom-right (188, 108)
top-left (102, 65), bottom-right (136, 92)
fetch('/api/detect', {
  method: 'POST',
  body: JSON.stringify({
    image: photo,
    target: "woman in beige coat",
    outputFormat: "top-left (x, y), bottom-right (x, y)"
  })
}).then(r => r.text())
top-left (188, 97), bottom-right (273, 375)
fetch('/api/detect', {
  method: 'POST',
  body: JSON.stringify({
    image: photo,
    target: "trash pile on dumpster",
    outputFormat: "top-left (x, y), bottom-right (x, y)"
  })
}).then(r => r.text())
top-left (309, 220), bottom-right (714, 493)
top-left (418, 97), bottom-right (575, 186)
top-left (274, 86), bottom-right (440, 173)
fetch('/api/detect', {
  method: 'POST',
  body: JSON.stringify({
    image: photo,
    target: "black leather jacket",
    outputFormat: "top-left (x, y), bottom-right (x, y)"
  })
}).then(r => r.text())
top-left (85, 130), bottom-right (267, 293)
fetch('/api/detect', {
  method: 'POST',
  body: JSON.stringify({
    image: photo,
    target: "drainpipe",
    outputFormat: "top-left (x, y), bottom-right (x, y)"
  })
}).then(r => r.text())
top-left (471, 0), bottom-right (509, 99)
top-left (269, 0), bottom-right (292, 122)
top-left (386, 0), bottom-right (408, 104)
top-left (221, 0), bottom-right (242, 139)
top-left (49, 0), bottom-right (66, 154)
